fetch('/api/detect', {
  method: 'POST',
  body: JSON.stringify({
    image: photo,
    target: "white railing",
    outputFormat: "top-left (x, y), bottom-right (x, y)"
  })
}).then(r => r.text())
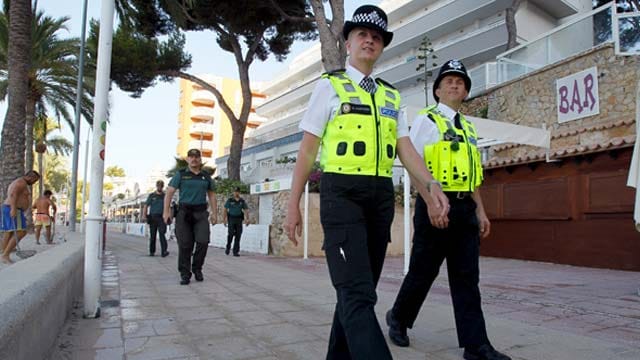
top-left (495, 3), bottom-right (614, 84)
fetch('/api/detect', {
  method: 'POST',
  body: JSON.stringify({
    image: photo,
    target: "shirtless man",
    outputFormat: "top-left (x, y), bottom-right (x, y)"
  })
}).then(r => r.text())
top-left (32, 189), bottom-right (57, 244)
top-left (0, 170), bottom-right (40, 263)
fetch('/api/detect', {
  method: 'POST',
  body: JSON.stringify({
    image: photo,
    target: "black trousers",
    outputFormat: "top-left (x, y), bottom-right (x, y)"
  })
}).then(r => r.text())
top-left (391, 194), bottom-right (489, 349)
top-left (226, 218), bottom-right (243, 254)
top-left (320, 173), bottom-right (394, 360)
top-left (175, 208), bottom-right (210, 279)
top-left (148, 214), bottom-right (167, 255)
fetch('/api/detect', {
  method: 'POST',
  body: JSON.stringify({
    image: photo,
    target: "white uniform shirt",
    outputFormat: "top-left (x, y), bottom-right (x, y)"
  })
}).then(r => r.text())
top-left (409, 102), bottom-right (459, 159)
top-left (299, 63), bottom-right (409, 138)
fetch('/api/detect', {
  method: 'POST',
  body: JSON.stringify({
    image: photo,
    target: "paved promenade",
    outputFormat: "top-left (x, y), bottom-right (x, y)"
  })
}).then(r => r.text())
top-left (48, 231), bottom-right (640, 360)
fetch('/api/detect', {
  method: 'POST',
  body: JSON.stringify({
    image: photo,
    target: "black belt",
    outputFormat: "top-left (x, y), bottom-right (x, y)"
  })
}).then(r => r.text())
top-left (445, 191), bottom-right (472, 200)
top-left (179, 203), bottom-right (207, 212)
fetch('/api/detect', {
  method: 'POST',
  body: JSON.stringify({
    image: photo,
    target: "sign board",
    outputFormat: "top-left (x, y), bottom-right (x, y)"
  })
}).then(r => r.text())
top-left (210, 224), bottom-right (269, 254)
top-left (556, 66), bottom-right (599, 123)
top-left (251, 178), bottom-right (292, 194)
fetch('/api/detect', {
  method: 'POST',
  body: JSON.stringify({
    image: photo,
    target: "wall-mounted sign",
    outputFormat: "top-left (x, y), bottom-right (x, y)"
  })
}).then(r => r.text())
top-left (556, 66), bottom-right (599, 123)
top-left (251, 177), bottom-right (292, 194)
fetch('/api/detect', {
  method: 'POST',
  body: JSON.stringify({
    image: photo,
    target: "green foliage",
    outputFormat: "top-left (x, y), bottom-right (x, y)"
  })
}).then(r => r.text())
top-left (88, 20), bottom-right (191, 98)
top-left (415, 35), bottom-right (437, 106)
top-left (105, 165), bottom-right (126, 177)
top-left (0, 9), bottom-right (95, 129)
top-left (477, 105), bottom-right (489, 119)
top-left (116, 193), bottom-right (125, 200)
top-left (275, 155), bottom-right (297, 164)
top-left (43, 155), bottom-right (69, 193)
top-left (212, 178), bottom-right (250, 197)
top-left (308, 162), bottom-right (322, 193)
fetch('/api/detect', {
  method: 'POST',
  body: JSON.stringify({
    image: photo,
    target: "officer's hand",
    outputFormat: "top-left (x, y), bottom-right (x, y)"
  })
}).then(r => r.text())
top-left (163, 211), bottom-right (171, 225)
top-left (244, 220), bottom-right (249, 227)
top-left (426, 186), bottom-right (449, 229)
top-left (224, 222), bottom-right (227, 227)
top-left (284, 205), bottom-right (302, 246)
top-left (477, 209), bottom-right (491, 239)
top-left (209, 214), bottom-right (217, 224)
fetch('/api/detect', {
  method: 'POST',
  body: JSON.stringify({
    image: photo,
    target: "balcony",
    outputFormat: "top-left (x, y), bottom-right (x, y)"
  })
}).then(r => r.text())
top-left (191, 90), bottom-right (216, 106)
top-left (189, 123), bottom-right (214, 136)
top-left (256, 78), bottom-right (318, 118)
top-left (495, 4), bottom-right (614, 84)
top-left (377, 20), bottom-right (508, 90)
top-left (247, 113), bottom-right (266, 126)
top-left (188, 140), bottom-right (214, 152)
top-left (190, 107), bottom-right (215, 122)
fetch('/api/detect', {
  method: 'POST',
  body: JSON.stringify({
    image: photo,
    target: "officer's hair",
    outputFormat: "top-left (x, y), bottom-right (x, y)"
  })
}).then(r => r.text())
top-left (25, 170), bottom-right (40, 178)
top-left (44, 189), bottom-right (53, 196)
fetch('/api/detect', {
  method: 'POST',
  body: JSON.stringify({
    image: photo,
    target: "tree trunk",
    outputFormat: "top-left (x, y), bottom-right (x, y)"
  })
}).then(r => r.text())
top-left (506, 0), bottom-right (523, 50)
top-left (310, 0), bottom-right (346, 71)
top-left (25, 97), bottom-right (36, 177)
top-left (0, 0), bottom-right (32, 201)
top-left (226, 124), bottom-right (247, 181)
top-left (38, 152), bottom-right (44, 197)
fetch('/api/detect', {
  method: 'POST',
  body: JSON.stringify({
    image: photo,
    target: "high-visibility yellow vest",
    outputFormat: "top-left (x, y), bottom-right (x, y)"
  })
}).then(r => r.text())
top-left (320, 71), bottom-right (401, 177)
top-left (420, 105), bottom-right (483, 192)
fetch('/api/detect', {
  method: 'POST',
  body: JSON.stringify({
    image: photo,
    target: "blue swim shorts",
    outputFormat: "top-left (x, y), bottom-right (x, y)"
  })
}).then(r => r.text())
top-left (0, 204), bottom-right (26, 232)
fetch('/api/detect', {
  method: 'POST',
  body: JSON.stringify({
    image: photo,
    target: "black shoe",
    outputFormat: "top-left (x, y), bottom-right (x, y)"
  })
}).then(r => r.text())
top-left (463, 344), bottom-right (511, 360)
top-left (180, 278), bottom-right (190, 285)
top-left (386, 310), bottom-right (410, 347)
top-left (194, 271), bottom-right (203, 282)
top-left (161, 251), bottom-right (169, 257)
top-left (233, 253), bottom-right (240, 257)
top-left (149, 253), bottom-right (155, 256)
top-left (225, 248), bottom-right (230, 255)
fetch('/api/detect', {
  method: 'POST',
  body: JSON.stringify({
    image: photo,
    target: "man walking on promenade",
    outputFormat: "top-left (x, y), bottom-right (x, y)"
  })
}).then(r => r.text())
top-left (1, 170), bottom-right (40, 263)
top-left (32, 189), bottom-right (57, 244)
top-left (164, 149), bottom-right (217, 285)
top-left (385, 59), bottom-right (511, 360)
top-left (284, 5), bottom-right (449, 359)
top-left (143, 180), bottom-right (169, 257)
top-left (224, 186), bottom-right (249, 256)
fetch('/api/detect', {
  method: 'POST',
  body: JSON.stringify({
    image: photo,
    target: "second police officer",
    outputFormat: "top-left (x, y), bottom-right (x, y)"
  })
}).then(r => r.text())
top-left (284, 5), bottom-right (449, 359)
top-left (385, 59), bottom-right (511, 360)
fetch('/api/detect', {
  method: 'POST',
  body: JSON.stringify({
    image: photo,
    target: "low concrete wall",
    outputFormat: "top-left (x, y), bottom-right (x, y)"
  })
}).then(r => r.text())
top-left (0, 237), bottom-right (84, 360)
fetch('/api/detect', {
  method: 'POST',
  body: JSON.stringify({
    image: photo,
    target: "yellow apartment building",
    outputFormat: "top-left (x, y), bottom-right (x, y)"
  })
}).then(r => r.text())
top-left (177, 75), bottom-right (266, 167)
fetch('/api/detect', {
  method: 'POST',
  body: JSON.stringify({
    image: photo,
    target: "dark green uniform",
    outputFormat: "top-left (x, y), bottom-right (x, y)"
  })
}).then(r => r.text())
top-left (224, 197), bottom-right (247, 255)
top-left (168, 169), bottom-right (215, 281)
top-left (145, 191), bottom-right (167, 256)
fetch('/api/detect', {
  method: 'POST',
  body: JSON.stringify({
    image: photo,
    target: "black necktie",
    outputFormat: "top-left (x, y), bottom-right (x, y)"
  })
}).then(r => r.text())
top-left (454, 113), bottom-right (462, 129)
top-left (359, 76), bottom-right (375, 94)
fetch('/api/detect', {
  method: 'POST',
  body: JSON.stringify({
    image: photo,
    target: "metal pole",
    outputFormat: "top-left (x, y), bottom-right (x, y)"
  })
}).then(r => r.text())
top-left (80, 127), bottom-right (90, 232)
top-left (403, 169), bottom-right (410, 275)
top-left (303, 181), bottom-right (309, 259)
top-left (84, 0), bottom-right (115, 318)
top-left (69, 0), bottom-right (89, 232)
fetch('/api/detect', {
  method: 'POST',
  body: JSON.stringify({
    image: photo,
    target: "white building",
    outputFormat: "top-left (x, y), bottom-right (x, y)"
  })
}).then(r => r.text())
top-left (215, 0), bottom-right (592, 182)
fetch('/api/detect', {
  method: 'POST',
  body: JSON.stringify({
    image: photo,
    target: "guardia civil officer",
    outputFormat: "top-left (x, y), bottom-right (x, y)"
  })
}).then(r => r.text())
top-left (142, 180), bottom-right (169, 257)
top-left (385, 60), bottom-right (511, 360)
top-left (224, 186), bottom-right (249, 256)
top-left (163, 149), bottom-right (217, 285)
top-left (284, 5), bottom-right (449, 359)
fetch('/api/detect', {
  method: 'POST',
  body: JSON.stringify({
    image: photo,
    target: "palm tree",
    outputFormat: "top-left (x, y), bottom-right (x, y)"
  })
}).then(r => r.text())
top-left (166, 157), bottom-right (215, 178)
top-left (0, 0), bottom-right (31, 199)
top-left (0, 9), bottom-right (95, 177)
top-left (33, 115), bottom-right (73, 196)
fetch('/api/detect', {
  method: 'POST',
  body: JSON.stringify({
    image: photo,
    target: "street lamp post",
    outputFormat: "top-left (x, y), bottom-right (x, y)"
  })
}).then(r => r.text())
top-left (84, 0), bottom-right (115, 318)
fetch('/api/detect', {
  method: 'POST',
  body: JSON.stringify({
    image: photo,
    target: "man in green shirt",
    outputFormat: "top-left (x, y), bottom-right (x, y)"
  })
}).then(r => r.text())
top-left (142, 180), bottom-right (168, 257)
top-left (164, 149), bottom-right (218, 285)
top-left (224, 187), bottom-right (249, 256)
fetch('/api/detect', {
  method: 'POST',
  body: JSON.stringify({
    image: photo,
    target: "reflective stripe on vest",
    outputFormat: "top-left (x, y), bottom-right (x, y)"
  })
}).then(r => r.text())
top-left (420, 105), bottom-right (483, 192)
top-left (320, 72), bottom-right (401, 177)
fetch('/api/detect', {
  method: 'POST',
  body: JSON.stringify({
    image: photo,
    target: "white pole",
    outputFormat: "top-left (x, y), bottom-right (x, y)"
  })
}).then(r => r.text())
top-left (69, 0), bottom-right (90, 232)
top-left (80, 127), bottom-right (90, 232)
top-left (84, 0), bottom-right (115, 318)
top-left (403, 169), bottom-right (411, 275)
top-left (303, 181), bottom-right (309, 259)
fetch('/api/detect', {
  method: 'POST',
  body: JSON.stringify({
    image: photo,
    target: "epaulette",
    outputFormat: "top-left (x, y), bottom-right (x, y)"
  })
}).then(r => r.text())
top-left (322, 68), bottom-right (346, 78)
top-left (375, 78), bottom-right (397, 90)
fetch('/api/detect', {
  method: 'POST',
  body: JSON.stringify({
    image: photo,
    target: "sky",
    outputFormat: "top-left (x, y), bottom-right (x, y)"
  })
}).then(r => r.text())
top-left (0, 0), bottom-right (363, 184)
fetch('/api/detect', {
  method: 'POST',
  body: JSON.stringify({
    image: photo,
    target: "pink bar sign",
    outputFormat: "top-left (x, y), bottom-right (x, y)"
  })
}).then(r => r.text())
top-left (556, 66), bottom-right (599, 123)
